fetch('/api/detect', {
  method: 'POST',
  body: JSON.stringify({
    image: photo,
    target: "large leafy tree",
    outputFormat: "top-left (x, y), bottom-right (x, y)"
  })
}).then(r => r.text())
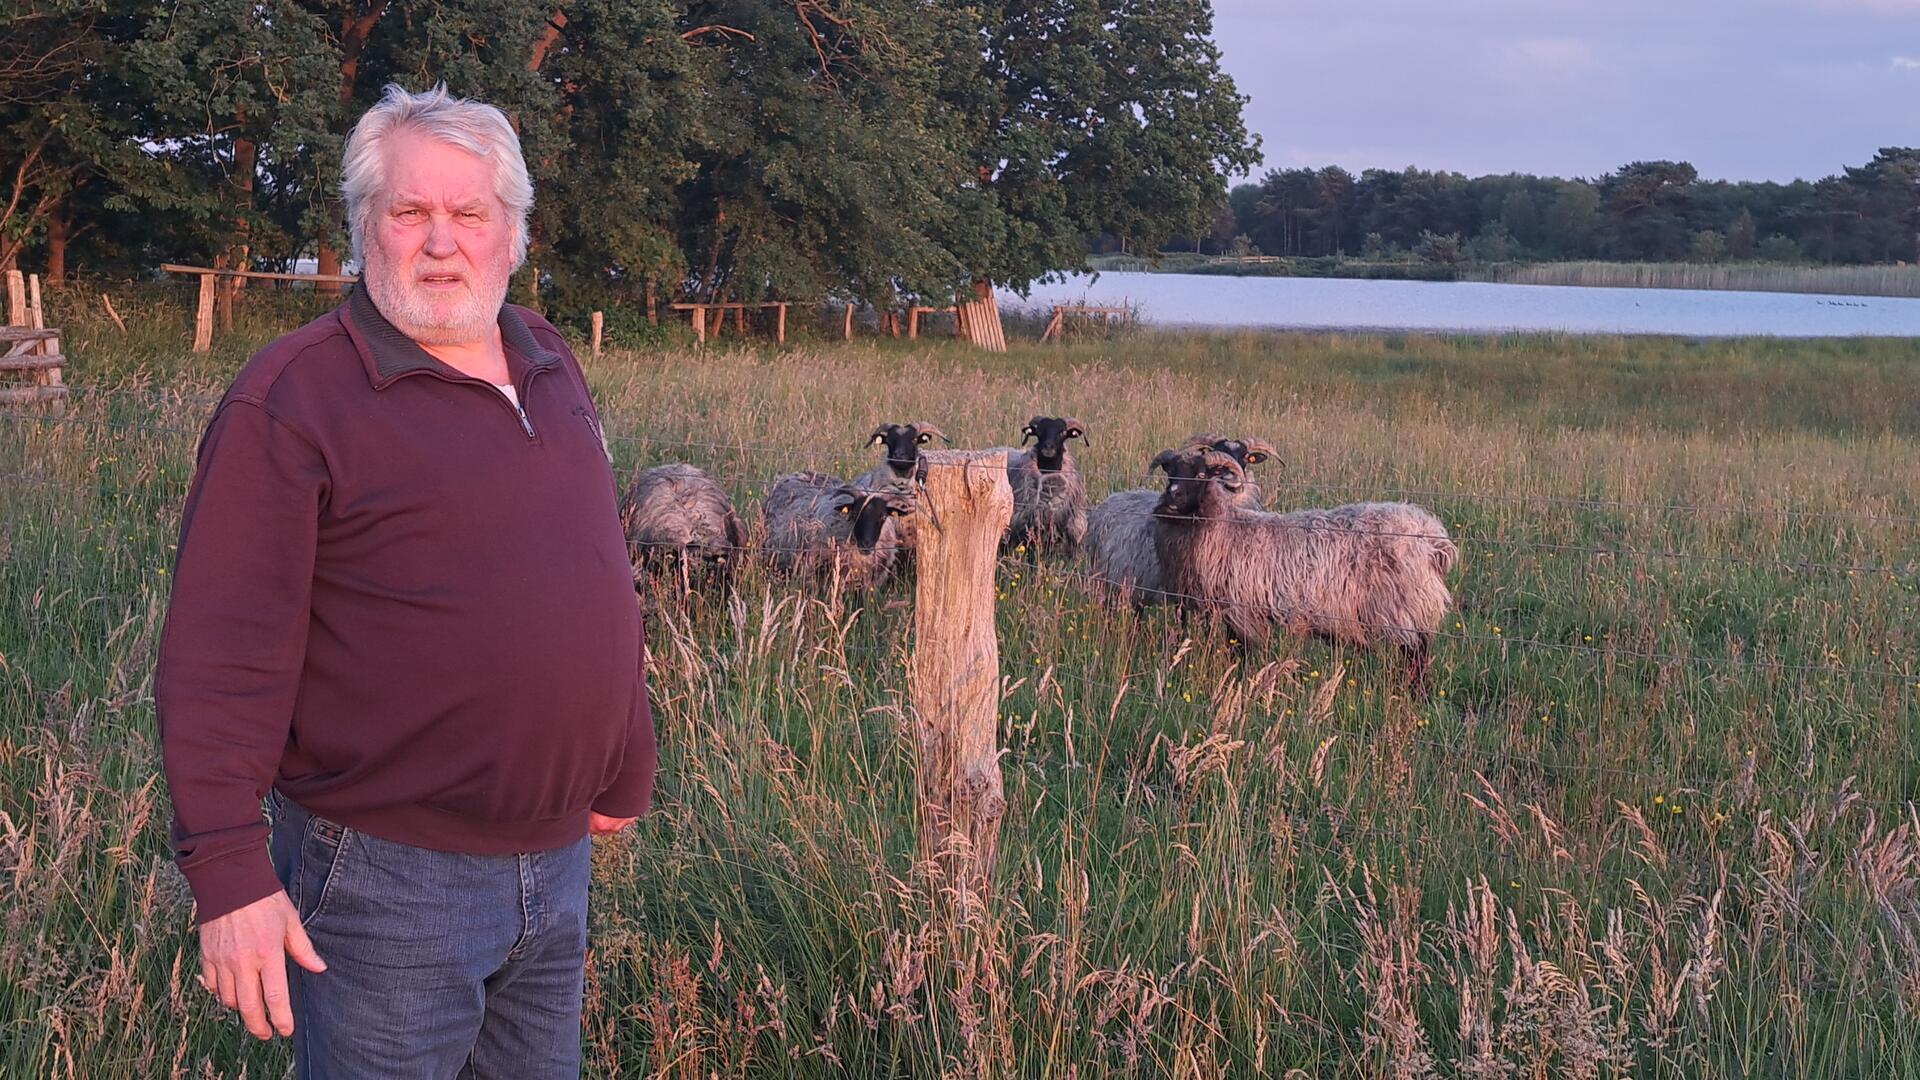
top-left (130, 0), bottom-right (340, 278)
top-left (939, 0), bottom-right (1261, 295)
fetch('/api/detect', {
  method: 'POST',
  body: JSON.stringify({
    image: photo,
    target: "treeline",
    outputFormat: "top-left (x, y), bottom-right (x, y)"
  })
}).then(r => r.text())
top-left (1159, 155), bottom-right (1920, 266)
top-left (2, 0), bottom-right (1257, 314)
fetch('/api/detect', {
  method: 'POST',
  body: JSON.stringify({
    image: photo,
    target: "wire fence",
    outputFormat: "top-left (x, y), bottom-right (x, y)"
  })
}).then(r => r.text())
top-left (11, 381), bottom-right (1920, 527)
top-left (7, 388), bottom-right (1919, 848)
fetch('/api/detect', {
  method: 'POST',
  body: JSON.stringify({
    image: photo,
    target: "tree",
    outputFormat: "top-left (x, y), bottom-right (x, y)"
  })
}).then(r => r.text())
top-left (130, 0), bottom-right (339, 287)
top-left (1756, 233), bottom-right (1803, 263)
top-left (1726, 207), bottom-right (1757, 260)
top-left (1689, 229), bottom-right (1726, 263)
top-left (1599, 160), bottom-right (1696, 259)
top-left (1499, 189), bottom-right (1539, 251)
top-left (1414, 229), bottom-right (1461, 266)
top-left (0, 0), bottom-right (159, 278)
top-left (1844, 147), bottom-right (1920, 263)
top-left (941, 0), bottom-right (1261, 296)
top-left (1541, 181), bottom-right (1600, 258)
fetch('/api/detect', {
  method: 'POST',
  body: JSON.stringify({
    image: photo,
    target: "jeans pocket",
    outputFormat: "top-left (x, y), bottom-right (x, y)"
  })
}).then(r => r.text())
top-left (294, 811), bottom-right (354, 929)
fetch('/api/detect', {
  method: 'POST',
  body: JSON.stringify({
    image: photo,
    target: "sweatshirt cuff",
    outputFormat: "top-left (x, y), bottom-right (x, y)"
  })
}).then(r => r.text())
top-left (183, 849), bottom-right (285, 926)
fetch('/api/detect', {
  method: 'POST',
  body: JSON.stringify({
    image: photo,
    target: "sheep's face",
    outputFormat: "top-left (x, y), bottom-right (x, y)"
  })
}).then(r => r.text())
top-left (1152, 449), bottom-right (1244, 518)
top-left (869, 422), bottom-right (946, 477)
top-left (833, 487), bottom-right (915, 551)
top-left (1019, 416), bottom-right (1086, 472)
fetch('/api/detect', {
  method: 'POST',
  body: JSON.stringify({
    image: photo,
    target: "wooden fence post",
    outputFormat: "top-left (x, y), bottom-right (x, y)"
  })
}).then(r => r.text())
top-left (910, 449), bottom-right (1015, 907)
top-left (842, 303), bottom-right (854, 340)
top-left (776, 302), bottom-right (787, 345)
top-left (591, 311), bottom-right (603, 357)
top-left (193, 273), bottom-right (215, 352)
top-left (5, 270), bottom-right (24, 326)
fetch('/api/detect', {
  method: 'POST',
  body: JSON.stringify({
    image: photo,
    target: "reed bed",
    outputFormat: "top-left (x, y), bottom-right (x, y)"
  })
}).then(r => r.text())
top-left (1475, 261), bottom-right (1920, 299)
top-left (3, 286), bottom-right (1920, 1076)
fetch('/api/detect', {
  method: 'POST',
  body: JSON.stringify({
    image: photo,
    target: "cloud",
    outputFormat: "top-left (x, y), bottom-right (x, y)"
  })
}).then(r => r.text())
top-left (1894, 55), bottom-right (1920, 69)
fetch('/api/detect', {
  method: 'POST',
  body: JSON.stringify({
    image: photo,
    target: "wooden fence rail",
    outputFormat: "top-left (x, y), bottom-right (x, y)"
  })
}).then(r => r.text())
top-left (160, 264), bottom-right (360, 352)
top-left (2, 270), bottom-right (66, 405)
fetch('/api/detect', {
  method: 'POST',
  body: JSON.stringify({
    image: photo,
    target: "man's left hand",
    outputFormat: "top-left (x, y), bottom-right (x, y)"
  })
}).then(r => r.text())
top-left (589, 812), bottom-right (637, 836)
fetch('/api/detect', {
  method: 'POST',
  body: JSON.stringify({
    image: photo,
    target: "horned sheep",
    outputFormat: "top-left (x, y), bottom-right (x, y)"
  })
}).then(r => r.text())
top-left (1083, 433), bottom-right (1279, 607)
top-left (1001, 415), bottom-right (1089, 555)
top-left (762, 471), bottom-right (919, 589)
top-left (1149, 448), bottom-right (1458, 688)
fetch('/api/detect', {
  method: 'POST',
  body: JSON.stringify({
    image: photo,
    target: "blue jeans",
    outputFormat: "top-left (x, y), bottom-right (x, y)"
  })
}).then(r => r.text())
top-left (267, 791), bottom-right (592, 1079)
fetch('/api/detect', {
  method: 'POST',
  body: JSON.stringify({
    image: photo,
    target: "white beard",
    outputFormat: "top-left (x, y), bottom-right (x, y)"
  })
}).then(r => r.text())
top-left (362, 241), bottom-right (511, 346)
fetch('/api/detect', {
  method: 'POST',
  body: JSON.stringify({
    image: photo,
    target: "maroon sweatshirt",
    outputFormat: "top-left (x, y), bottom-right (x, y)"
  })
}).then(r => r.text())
top-left (155, 287), bottom-right (655, 924)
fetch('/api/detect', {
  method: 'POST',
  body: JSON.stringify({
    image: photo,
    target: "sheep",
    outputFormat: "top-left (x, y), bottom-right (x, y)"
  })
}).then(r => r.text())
top-left (853, 421), bottom-right (949, 490)
top-left (1149, 447), bottom-right (1458, 689)
top-left (619, 464), bottom-right (747, 596)
top-left (1083, 433), bottom-right (1280, 607)
top-left (761, 470), bottom-right (919, 589)
top-left (1001, 416), bottom-right (1089, 555)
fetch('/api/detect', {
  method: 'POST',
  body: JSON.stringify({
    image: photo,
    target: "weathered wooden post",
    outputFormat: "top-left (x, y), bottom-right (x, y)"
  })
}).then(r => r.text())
top-left (193, 272), bottom-right (215, 352)
top-left (590, 311), bottom-right (604, 357)
top-left (842, 303), bottom-right (854, 340)
top-left (775, 302), bottom-right (787, 345)
top-left (910, 450), bottom-right (1014, 906)
top-left (5, 270), bottom-right (24, 326)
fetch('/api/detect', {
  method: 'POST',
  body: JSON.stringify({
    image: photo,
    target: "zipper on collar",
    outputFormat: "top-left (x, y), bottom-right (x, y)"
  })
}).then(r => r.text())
top-left (512, 399), bottom-right (536, 439)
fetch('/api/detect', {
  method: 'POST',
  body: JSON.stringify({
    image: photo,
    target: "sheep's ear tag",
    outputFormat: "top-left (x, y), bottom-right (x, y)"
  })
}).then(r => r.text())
top-left (917, 432), bottom-right (932, 444)
top-left (871, 434), bottom-right (886, 445)
top-left (837, 504), bottom-right (851, 515)
top-left (1245, 451), bottom-right (1267, 464)
top-left (888, 505), bottom-right (909, 516)
top-left (1067, 428), bottom-right (1082, 439)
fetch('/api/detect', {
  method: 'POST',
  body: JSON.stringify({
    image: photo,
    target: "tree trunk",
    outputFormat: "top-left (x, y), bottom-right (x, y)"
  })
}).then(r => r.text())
top-left (45, 200), bottom-right (67, 285)
top-left (226, 135), bottom-right (257, 326)
top-left (316, 0), bottom-right (390, 294)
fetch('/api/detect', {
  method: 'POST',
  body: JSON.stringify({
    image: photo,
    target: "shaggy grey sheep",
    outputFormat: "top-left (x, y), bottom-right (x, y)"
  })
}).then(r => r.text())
top-left (1149, 448), bottom-right (1458, 688)
top-left (853, 421), bottom-right (949, 490)
top-left (762, 471), bottom-right (918, 588)
top-left (1083, 433), bottom-right (1279, 607)
top-left (1001, 416), bottom-right (1089, 555)
top-left (620, 463), bottom-right (747, 592)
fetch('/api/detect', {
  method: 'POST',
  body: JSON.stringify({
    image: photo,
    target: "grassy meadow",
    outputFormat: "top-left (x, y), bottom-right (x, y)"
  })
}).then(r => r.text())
top-left (4, 283), bottom-right (1920, 1076)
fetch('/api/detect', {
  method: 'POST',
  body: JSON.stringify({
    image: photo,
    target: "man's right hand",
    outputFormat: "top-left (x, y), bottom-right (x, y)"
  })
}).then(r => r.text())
top-left (198, 891), bottom-right (328, 1039)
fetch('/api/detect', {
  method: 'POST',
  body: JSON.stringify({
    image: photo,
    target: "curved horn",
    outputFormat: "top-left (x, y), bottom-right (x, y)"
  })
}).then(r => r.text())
top-left (1239, 436), bottom-right (1282, 467)
top-left (1201, 449), bottom-right (1246, 481)
top-left (912, 421), bottom-right (951, 445)
top-left (1062, 418), bottom-right (1087, 447)
top-left (1148, 449), bottom-right (1184, 474)
top-left (1179, 431), bottom-right (1227, 452)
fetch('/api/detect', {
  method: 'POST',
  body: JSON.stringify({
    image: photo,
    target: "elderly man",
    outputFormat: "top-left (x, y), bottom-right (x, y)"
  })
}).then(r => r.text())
top-left (154, 84), bottom-right (654, 1077)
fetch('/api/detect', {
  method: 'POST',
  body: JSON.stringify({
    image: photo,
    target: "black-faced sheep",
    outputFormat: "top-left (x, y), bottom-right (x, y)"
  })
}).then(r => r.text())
top-left (1149, 448), bottom-right (1458, 688)
top-left (854, 421), bottom-right (949, 490)
top-left (762, 471), bottom-right (919, 589)
top-left (620, 464), bottom-right (747, 594)
top-left (1083, 433), bottom-right (1280, 607)
top-left (1002, 416), bottom-right (1089, 555)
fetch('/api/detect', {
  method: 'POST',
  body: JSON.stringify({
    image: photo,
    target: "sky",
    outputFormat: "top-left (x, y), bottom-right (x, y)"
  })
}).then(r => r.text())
top-left (1209, 0), bottom-right (1919, 185)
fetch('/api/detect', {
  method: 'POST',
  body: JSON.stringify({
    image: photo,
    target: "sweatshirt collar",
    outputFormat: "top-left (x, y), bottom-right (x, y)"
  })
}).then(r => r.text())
top-left (346, 283), bottom-right (561, 389)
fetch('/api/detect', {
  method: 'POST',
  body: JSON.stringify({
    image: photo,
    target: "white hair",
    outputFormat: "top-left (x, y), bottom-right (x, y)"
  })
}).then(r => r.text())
top-left (341, 83), bottom-right (534, 269)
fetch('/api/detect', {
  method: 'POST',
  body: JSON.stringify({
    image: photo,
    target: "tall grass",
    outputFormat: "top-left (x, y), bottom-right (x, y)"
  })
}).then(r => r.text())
top-left (1475, 261), bottom-right (1920, 299)
top-left (4, 284), bottom-right (1920, 1075)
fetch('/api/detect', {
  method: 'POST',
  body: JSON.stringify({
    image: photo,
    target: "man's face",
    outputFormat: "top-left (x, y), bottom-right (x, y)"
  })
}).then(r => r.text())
top-left (363, 130), bottom-right (516, 345)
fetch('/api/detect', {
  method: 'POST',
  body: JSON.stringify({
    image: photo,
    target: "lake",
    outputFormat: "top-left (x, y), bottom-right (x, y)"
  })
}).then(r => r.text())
top-left (998, 271), bottom-right (1920, 338)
